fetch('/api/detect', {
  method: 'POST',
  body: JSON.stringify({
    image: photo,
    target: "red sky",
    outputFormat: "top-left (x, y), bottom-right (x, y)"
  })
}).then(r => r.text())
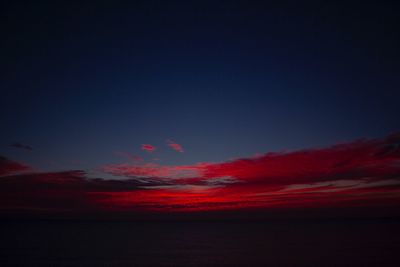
top-left (1, 133), bottom-right (400, 219)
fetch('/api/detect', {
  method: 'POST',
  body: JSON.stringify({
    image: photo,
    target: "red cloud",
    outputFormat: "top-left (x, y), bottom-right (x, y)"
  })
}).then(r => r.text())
top-left (141, 144), bottom-right (156, 152)
top-left (0, 169), bottom-right (167, 214)
top-left (167, 139), bottom-right (184, 152)
top-left (101, 133), bottom-right (400, 213)
top-left (1, 133), bottom-right (400, 218)
top-left (0, 156), bottom-right (31, 176)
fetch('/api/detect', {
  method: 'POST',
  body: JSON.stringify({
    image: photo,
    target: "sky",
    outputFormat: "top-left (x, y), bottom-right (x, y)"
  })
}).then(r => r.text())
top-left (1, 1), bottom-right (400, 219)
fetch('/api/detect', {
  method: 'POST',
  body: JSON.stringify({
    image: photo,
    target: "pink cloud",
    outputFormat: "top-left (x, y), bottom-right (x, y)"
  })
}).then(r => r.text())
top-left (167, 139), bottom-right (184, 152)
top-left (141, 144), bottom-right (156, 153)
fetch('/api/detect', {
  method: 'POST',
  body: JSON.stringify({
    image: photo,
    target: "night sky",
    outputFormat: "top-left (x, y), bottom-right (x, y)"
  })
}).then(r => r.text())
top-left (1, 1), bottom-right (400, 218)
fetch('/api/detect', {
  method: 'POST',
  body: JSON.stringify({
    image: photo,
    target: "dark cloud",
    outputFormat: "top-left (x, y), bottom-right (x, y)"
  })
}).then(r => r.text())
top-left (10, 142), bottom-right (33, 151)
top-left (0, 169), bottom-right (168, 214)
top-left (0, 156), bottom-right (31, 176)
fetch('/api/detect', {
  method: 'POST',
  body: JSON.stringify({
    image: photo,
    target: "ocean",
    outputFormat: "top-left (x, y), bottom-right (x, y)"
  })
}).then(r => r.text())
top-left (1, 219), bottom-right (399, 266)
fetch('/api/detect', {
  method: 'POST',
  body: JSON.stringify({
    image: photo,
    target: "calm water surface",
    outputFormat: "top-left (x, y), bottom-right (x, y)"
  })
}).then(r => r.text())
top-left (1, 220), bottom-right (399, 266)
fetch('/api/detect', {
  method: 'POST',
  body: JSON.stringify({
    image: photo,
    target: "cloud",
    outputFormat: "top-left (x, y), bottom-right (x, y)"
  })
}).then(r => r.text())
top-left (0, 169), bottom-right (170, 214)
top-left (0, 156), bottom-right (31, 176)
top-left (279, 179), bottom-right (400, 193)
top-left (141, 144), bottom-right (156, 152)
top-left (114, 151), bottom-right (142, 162)
top-left (166, 139), bottom-right (184, 152)
top-left (102, 162), bottom-right (204, 179)
top-left (100, 133), bottom-right (400, 212)
top-left (1, 133), bottom-right (400, 217)
top-left (201, 134), bottom-right (400, 186)
top-left (10, 142), bottom-right (33, 151)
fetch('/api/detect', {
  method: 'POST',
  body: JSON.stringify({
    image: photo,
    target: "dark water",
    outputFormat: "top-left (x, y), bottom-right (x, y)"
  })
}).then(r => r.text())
top-left (1, 220), bottom-right (399, 266)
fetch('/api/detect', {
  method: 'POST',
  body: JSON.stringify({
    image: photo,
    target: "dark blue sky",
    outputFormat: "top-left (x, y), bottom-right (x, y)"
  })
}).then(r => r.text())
top-left (1, 1), bottom-right (400, 172)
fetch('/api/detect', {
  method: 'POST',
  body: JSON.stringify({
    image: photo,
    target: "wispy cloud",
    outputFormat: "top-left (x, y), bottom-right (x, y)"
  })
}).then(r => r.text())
top-left (141, 144), bottom-right (156, 153)
top-left (114, 151), bottom-right (142, 162)
top-left (10, 142), bottom-right (33, 151)
top-left (102, 162), bottom-right (204, 179)
top-left (166, 139), bottom-right (184, 153)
